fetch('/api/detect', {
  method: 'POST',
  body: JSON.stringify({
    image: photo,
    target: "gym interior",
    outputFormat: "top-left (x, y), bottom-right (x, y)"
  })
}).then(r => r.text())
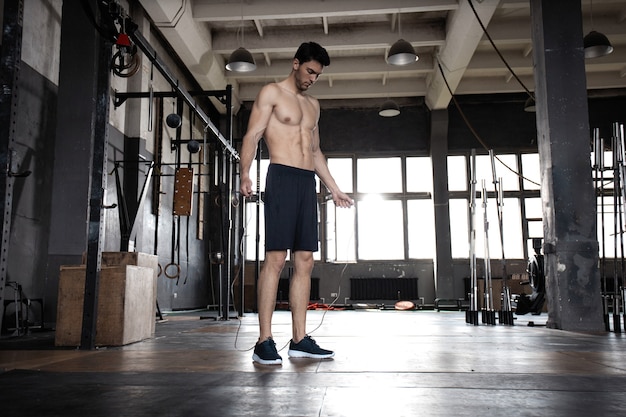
top-left (1, 1), bottom-right (626, 416)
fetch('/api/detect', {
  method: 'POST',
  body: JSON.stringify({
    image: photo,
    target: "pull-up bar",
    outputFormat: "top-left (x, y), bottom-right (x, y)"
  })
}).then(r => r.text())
top-left (125, 20), bottom-right (239, 160)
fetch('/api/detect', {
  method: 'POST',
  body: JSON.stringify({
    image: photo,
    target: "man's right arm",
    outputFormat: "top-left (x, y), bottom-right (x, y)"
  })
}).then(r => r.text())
top-left (239, 85), bottom-right (276, 197)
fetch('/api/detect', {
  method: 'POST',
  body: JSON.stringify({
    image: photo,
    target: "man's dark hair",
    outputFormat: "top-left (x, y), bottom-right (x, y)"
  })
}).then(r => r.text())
top-left (294, 42), bottom-right (330, 67)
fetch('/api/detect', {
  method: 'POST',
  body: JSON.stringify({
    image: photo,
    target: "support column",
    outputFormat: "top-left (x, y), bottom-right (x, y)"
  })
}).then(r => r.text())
top-left (430, 109), bottom-right (455, 299)
top-left (48, 1), bottom-right (111, 348)
top-left (530, 0), bottom-right (604, 331)
top-left (0, 0), bottom-right (24, 330)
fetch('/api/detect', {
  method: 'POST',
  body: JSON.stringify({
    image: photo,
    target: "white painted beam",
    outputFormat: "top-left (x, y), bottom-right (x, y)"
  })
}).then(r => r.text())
top-left (211, 22), bottom-right (446, 54)
top-left (139, 0), bottom-right (236, 113)
top-left (237, 77), bottom-right (429, 101)
top-left (228, 55), bottom-right (435, 81)
top-left (192, 0), bottom-right (459, 21)
top-left (425, 0), bottom-right (500, 110)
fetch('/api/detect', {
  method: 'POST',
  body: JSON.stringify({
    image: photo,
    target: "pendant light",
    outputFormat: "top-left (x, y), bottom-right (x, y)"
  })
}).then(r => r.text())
top-left (583, 0), bottom-right (613, 59)
top-left (379, 100), bottom-right (400, 117)
top-left (523, 97), bottom-right (536, 113)
top-left (584, 31), bottom-right (613, 59)
top-left (379, 73), bottom-right (400, 117)
top-left (226, 47), bottom-right (256, 72)
top-left (226, 0), bottom-right (256, 72)
top-left (387, 12), bottom-right (418, 66)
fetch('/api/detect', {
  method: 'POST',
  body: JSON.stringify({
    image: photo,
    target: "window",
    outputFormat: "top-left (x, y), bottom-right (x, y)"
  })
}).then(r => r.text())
top-left (447, 155), bottom-right (467, 192)
top-left (357, 157), bottom-right (402, 193)
top-left (406, 157), bottom-right (434, 258)
top-left (473, 197), bottom-right (523, 259)
top-left (357, 197), bottom-right (404, 259)
top-left (407, 199), bottom-right (435, 258)
top-left (325, 200), bottom-right (356, 262)
top-left (525, 197), bottom-right (543, 256)
top-left (244, 152), bottom-right (539, 263)
top-left (449, 152), bottom-right (529, 260)
top-left (243, 159), bottom-right (269, 261)
top-left (597, 195), bottom-right (618, 259)
top-left (326, 158), bottom-right (356, 262)
top-left (406, 157), bottom-right (432, 193)
top-left (244, 200), bottom-right (265, 261)
top-left (475, 153), bottom-right (519, 191)
top-left (450, 198), bottom-right (469, 258)
top-left (521, 153), bottom-right (540, 190)
top-left (327, 158), bottom-right (353, 193)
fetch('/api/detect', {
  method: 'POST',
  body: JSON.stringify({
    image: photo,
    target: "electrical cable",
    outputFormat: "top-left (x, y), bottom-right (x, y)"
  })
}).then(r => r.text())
top-left (466, 0), bottom-right (534, 100)
top-left (463, 0), bottom-right (541, 185)
top-left (437, 61), bottom-right (541, 187)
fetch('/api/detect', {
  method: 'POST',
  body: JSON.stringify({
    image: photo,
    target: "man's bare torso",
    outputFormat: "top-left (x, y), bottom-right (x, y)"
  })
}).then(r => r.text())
top-left (262, 82), bottom-right (319, 171)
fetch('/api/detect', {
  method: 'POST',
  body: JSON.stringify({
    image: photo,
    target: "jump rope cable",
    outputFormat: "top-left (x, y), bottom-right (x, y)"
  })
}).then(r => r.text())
top-left (442, 0), bottom-right (540, 188)
top-left (232, 195), bottom-right (353, 353)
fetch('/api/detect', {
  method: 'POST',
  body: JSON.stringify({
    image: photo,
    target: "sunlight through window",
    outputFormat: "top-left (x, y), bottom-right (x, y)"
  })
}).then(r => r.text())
top-left (357, 199), bottom-right (404, 259)
top-left (357, 158), bottom-right (402, 193)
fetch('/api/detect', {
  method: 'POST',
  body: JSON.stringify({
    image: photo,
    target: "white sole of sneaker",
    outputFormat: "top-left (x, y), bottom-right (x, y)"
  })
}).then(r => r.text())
top-left (287, 350), bottom-right (335, 359)
top-left (252, 354), bottom-right (282, 365)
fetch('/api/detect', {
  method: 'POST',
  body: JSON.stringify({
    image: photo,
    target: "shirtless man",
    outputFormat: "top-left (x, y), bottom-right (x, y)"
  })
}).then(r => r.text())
top-left (239, 42), bottom-right (353, 365)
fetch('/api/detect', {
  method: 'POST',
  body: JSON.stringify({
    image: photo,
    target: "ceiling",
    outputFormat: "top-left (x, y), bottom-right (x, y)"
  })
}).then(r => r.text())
top-left (137, 0), bottom-right (626, 112)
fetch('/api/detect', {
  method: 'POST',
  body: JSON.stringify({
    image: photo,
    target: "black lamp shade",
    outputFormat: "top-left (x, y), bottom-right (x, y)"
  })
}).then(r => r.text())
top-left (583, 31), bottom-right (613, 59)
top-left (226, 47), bottom-right (257, 72)
top-left (387, 39), bottom-right (418, 65)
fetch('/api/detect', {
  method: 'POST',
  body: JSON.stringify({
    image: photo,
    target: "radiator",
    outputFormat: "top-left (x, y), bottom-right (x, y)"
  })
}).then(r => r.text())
top-left (350, 277), bottom-right (419, 301)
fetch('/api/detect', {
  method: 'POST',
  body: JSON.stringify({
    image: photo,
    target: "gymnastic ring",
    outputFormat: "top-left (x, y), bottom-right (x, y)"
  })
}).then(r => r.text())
top-left (164, 263), bottom-right (181, 279)
top-left (157, 263), bottom-right (163, 277)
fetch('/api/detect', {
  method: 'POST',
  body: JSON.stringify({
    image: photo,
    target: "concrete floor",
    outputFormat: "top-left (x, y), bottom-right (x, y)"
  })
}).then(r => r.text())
top-left (1, 309), bottom-right (626, 417)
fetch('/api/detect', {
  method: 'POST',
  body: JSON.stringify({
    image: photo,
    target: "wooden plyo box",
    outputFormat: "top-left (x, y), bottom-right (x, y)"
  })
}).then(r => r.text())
top-left (55, 264), bottom-right (156, 347)
top-left (100, 252), bottom-right (159, 336)
top-left (81, 251), bottom-right (159, 336)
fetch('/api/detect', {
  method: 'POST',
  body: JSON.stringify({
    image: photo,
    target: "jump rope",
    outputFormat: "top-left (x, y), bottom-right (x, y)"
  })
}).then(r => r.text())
top-left (231, 196), bottom-right (353, 353)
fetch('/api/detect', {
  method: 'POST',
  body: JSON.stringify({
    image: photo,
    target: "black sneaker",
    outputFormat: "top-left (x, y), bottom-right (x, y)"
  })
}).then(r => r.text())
top-left (288, 335), bottom-right (335, 359)
top-left (252, 338), bottom-right (282, 365)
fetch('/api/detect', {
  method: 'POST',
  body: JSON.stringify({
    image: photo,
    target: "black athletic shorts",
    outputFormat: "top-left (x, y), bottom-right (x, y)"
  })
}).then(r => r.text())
top-left (264, 163), bottom-right (319, 252)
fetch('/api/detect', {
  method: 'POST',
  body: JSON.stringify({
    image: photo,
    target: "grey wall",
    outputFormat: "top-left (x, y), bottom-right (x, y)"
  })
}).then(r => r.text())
top-left (319, 103), bottom-right (430, 155)
top-left (9, 62), bottom-right (57, 310)
top-left (1, 4), bottom-right (222, 332)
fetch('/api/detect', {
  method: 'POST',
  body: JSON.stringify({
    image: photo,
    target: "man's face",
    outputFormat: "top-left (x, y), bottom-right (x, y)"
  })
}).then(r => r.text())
top-left (294, 59), bottom-right (324, 92)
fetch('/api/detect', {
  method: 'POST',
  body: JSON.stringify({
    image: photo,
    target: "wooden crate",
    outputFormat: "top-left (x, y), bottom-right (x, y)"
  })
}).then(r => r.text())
top-left (55, 264), bottom-right (156, 346)
top-left (82, 252), bottom-right (159, 335)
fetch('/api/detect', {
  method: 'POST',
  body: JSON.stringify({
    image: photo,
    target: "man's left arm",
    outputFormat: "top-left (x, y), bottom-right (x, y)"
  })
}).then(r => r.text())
top-left (311, 126), bottom-right (354, 208)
